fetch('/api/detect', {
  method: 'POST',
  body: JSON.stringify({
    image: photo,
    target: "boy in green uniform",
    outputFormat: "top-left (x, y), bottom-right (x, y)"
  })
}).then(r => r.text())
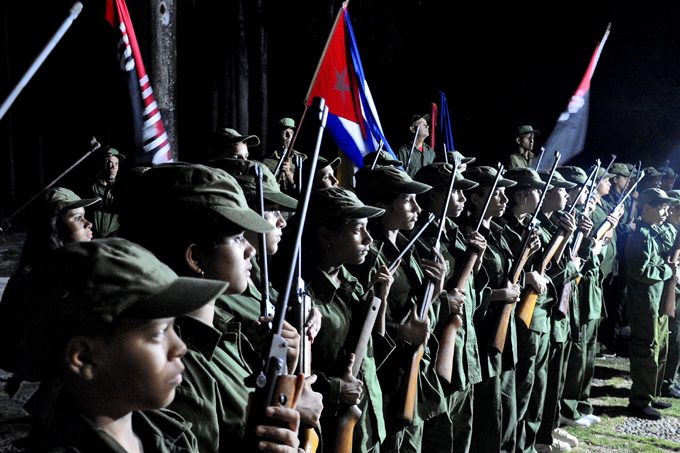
top-left (661, 190), bottom-right (680, 398)
top-left (626, 188), bottom-right (677, 419)
top-left (22, 238), bottom-right (230, 452)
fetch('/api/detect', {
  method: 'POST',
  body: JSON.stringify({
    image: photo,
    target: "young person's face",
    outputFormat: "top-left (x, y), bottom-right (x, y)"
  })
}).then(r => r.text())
top-left (104, 156), bottom-right (119, 180)
top-left (246, 210), bottom-right (287, 256)
top-left (383, 193), bottom-right (421, 231)
top-left (568, 185), bottom-right (588, 206)
top-left (486, 187), bottom-right (509, 218)
top-left (228, 142), bottom-right (249, 160)
top-left (447, 189), bottom-right (467, 218)
top-left (87, 317), bottom-right (187, 411)
top-left (314, 166), bottom-right (339, 189)
top-left (544, 187), bottom-right (569, 213)
top-left (597, 177), bottom-right (611, 196)
top-left (517, 133), bottom-right (535, 152)
top-left (61, 207), bottom-right (93, 242)
top-left (642, 203), bottom-right (669, 225)
top-left (202, 231), bottom-right (256, 294)
top-left (514, 188), bottom-right (540, 215)
top-left (614, 175), bottom-right (627, 192)
top-left (323, 218), bottom-right (372, 266)
top-left (668, 204), bottom-right (680, 225)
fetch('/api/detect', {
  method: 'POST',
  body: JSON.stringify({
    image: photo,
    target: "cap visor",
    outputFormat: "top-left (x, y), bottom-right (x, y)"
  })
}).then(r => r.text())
top-left (344, 206), bottom-right (385, 219)
top-left (122, 277), bottom-right (229, 319)
top-left (462, 157), bottom-right (476, 164)
top-left (453, 178), bottom-right (479, 191)
top-left (330, 157), bottom-right (342, 169)
top-left (218, 207), bottom-right (275, 233)
top-left (497, 178), bottom-right (517, 188)
top-left (265, 191), bottom-right (298, 210)
top-left (551, 181), bottom-right (577, 189)
top-left (244, 135), bottom-right (261, 147)
top-left (64, 197), bottom-right (102, 211)
top-left (398, 181), bottom-right (432, 195)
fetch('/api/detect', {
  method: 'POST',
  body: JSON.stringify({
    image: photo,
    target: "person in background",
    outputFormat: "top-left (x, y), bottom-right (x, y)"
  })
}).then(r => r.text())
top-left (507, 125), bottom-right (540, 169)
top-left (89, 147), bottom-right (125, 238)
top-left (397, 114), bottom-right (434, 177)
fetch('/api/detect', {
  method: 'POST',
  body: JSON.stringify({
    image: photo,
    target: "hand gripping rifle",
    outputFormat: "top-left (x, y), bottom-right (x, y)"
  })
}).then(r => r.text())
top-left (246, 97), bottom-right (328, 449)
top-left (334, 213), bottom-right (435, 453)
top-left (400, 156), bottom-right (460, 423)
top-left (436, 162), bottom-right (505, 383)
top-left (515, 151), bottom-right (562, 328)
top-left (592, 169), bottom-right (645, 242)
top-left (556, 163), bottom-right (601, 315)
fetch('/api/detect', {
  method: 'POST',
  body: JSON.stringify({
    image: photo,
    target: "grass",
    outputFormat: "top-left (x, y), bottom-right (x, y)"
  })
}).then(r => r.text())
top-left (565, 356), bottom-right (680, 452)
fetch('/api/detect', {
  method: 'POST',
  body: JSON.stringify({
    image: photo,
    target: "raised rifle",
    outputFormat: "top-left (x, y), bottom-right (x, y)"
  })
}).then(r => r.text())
top-left (404, 124), bottom-right (421, 174)
top-left (569, 159), bottom-right (603, 258)
top-left (627, 161), bottom-right (643, 228)
top-left (534, 146), bottom-right (546, 170)
top-left (255, 165), bottom-right (274, 319)
top-left (246, 97), bottom-right (328, 449)
top-left (334, 213), bottom-right (435, 453)
top-left (400, 156), bottom-right (460, 423)
top-left (592, 170), bottom-right (645, 242)
top-left (515, 151), bottom-right (562, 328)
top-left (436, 162), bottom-right (505, 382)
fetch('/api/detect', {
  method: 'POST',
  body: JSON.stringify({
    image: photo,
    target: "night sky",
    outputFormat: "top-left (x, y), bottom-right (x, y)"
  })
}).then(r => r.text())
top-left (2, 0), bottom-right (680, 215)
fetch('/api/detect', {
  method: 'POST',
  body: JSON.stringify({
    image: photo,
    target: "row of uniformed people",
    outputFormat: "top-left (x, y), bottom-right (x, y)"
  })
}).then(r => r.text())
top-left (1, 147), bottom-right (676, 452)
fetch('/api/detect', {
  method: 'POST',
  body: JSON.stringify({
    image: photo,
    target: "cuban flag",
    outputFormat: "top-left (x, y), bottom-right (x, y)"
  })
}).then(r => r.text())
top-left (105, 0), bottom-right (172, 165)
top-left (305, 2), bottom-right (395, 168)
top-left (539, 24), bottom-right (611, 170)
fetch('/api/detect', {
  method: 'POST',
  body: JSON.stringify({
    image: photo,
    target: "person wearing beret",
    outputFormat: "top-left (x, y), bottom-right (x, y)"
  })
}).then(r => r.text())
top-left (507, 125), bottom-right (540, 170)
top-left (397, 114), bottom-right (436, 177)
top-left (625, 188), bottom-right (678, 420)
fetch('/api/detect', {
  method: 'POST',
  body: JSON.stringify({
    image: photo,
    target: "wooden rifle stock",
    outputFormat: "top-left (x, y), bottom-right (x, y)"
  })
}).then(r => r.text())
top-left (333, 292), bottom-right (383, 452)
top-left (517, 230), bottom-right (565, 327)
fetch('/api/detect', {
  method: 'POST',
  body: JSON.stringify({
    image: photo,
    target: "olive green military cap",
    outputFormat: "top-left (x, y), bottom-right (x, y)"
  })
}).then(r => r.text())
top-left (414, 163), bottom-right (479, 191)
top-left (363, 150), bottom-right (403, 168)
top-left (278, 117), bottom-right (296, 130)
top-left (666, 189), bottom-right (680, 205)
top-left (355, 166), bottom-right (432, 204)
top-left (34, 238), bottom-right (228, 329)
top-left (134, 163), bottom-right (274, 233)
top-left (40, 187), bottom-right (101, 215)
top-left (433, 150), bottom-right (476, 165)
top-left (410, 113), bottom-right (431, 126)
top-left (662, 167), bottom-right (677, 178)
top-left (463, 166), bottom-right (517, 188)
top-left (557, 166), bottom-right (588, 185)
top-left (643, 166), bottom-right (661, 177)
top-left (516, 125), bottom-right (540, 137)
top-left (213, 128), bottom-right (261, 147)
top-left (610, 163), bottom-right (631, 177)
top-left (318, 155), bottom-right (342, 170)
top-left (209, 158), bottom-right (298, 210)
top-left (104, 147), bottom-right (126, 160)
top-left (589, 165), bottom-right (615, 180)
top-left (638, 188), bottom-right (674, 206)
top-left (505, 167), bottom-right (553, 190)
top-left (308, 187), bottom-right (384, 227)
top-left (539, 170), bottom-right (577, 189)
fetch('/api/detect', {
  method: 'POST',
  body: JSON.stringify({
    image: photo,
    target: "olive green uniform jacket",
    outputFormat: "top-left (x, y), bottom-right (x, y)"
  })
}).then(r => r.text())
top-left (90, 179), bottom-right (120, 238)
top-left (397, 143), bottom-right (435, 177)
top-left (168, 314), bottom-right (255, 452)
top-left (307, 265), bottom-right (394, 452)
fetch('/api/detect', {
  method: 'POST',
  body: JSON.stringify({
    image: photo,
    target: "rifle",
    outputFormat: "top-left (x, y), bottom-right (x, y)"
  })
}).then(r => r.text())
top-left (369, 140), bottom-right (385, 171)
top-left (255, 165), bottom-right (274, 319)
top-left (0, 2), bottom-right (83, 122)
top-left (334, 213), bottom-right (435, 453)
top-left (592, 170), bottom-right (645, 242)
top-left (569, 160), bottom-right (603, 257)
top-left (400, 156), bottom-right (460, 423)
top-left (404, 124), bottom-right (421, 174)
top-left (0, 137), bottom-right (101, 236)
top-left (534, 146), bottom-right (546, 171)
top-left (662, 230), bottom-right (680, 317)
top-left (555, 167), bottom-right (600, 316)
top-left (515, 151), bottom-right (562, 328)
top-left (273, 108), bottom-right (309, 179)
top-left (247, 97), bottom-right (328, 449)
top-left (436, 162), bottom-right (505, 382)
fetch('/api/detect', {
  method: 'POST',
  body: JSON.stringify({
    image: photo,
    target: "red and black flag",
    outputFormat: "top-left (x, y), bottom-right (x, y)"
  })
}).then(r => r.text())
top-left (105, 0), bottom-right (172, 164)
top-left (539, 24), bottom-right (611, 170)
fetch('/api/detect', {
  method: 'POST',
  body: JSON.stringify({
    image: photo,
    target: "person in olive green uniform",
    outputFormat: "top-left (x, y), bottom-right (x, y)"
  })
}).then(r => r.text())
top-left (626, 188), bottom-right (677, 420)
top-left (661, 168), bottom-right (677, 192)
top-left (461, 166), bottom-right (520, 453)
top-left (497, 167), bottom-right (553, 453)
top-left (415, 163), bottom-right (487, 453)
top-left (507, 125), bottom-right (540, 170)
top-left (263, 117), bottom-right (308, 195)
top-left (534, 171), bottom-right (584, 452)
top-left (350, 166), bottom-right (448, 453)
top-left (303, 187), bottom-right (395, 453)
top-left (89, 147), bottom-right (125, 238)
top-left (661, 190), bottom-right (680, 398)
top-left (397, 114), bottom-right (435, 177)
top-left (23, 239), bottom-right (229, 453)
top-left (121, 163), bottom-right (304, 451)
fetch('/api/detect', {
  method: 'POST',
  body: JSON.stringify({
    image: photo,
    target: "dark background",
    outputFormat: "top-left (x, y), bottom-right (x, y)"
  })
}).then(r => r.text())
top-left (2, 0), bottom-right (680, 222)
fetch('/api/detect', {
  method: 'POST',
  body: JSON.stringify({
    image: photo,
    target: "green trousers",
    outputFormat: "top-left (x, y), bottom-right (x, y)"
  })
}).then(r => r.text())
top-left (561, 318), bottom-right (598, 420)
top-left (515, 322), bottom-right (550, 453)
top-left (537, 340), bottom-right (571, 445)
top-left (500, 369), bottom-right (517, 453)
top-left (629, 308), bottom-right (669, 409)
top-left (471, 376), bottom-right (502, 452)
top-left (662, 312), bottom-right (680, 392)
top-left (418, 384), bottom-right (473, 453)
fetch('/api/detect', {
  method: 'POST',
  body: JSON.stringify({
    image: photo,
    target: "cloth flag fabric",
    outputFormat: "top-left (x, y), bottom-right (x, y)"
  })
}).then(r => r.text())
top-left (105, 0), bottom-right (172, 165)
top-left (305, 3), bottom-right (395, 167)
top-left (439, 91), bottom-right (455, 156)
top-left (539, 24), bottom-right (611, 170)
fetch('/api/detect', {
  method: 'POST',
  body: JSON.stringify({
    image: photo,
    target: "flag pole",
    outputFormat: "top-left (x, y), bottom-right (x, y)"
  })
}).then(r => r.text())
top-left (303, 1), bottom-right (348, 104)
top-left (0, 2), bottom-right (83, 122)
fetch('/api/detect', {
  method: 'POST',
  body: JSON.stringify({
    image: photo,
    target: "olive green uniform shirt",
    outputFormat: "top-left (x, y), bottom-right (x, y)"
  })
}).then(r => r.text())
top-left (90, 179), bottom-right (120, 238)
top-left (507, 151), bottom-right (535, 169)
top-left (397, 142), bottom-right (435, 177)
